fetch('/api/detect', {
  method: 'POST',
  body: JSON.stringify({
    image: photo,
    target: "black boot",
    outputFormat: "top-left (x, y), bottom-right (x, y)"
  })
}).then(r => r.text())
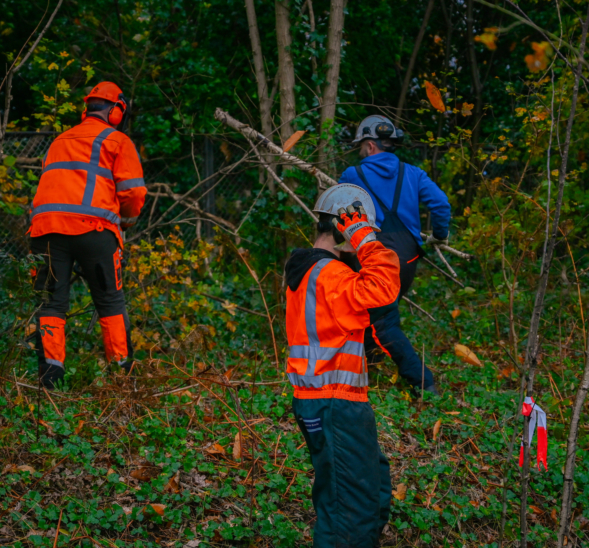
top-left (39, 363), bottom-right (65, 390)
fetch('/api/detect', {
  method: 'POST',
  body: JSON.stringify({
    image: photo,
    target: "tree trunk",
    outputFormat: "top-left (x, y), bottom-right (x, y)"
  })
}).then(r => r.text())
top-left (395, 0), bottom-right (435, 125)
top-left (275, 0), bottom-right (296, 143)
top-left (317, 0), bottom-right (346, 175)
top-left (244, 0), bottom-right (276, 193)
top-left (520, 9), bottom-right (589, 548)
top-left (465, 0), bottom-right (484, 208)
top-left (303, 0), bottom-right (322, 98)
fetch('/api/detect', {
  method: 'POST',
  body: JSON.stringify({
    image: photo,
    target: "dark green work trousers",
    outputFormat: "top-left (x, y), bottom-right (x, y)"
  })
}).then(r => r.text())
top-left (292, 397), bottom-right (391, 548)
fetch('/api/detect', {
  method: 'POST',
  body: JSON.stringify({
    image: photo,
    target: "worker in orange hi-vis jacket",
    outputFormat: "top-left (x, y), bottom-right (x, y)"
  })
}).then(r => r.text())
top-left (285, 184), bottom-right (401, 547)
top-left (28, 81), bottom-right (146, 389)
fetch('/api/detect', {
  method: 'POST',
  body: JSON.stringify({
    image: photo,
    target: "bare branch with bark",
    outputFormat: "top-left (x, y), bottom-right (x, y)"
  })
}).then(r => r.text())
top-left (275, 0), bottom-right (296, 143)
top-left (520, 8), bottom-right (589, 548)
top-left (317, 0), bottom-right (346, 173)
top-left (244, 0), bottom-right (276, 193)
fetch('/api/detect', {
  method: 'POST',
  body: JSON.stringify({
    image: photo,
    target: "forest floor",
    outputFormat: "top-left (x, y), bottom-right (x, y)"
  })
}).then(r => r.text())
top-left (1, 251), bottom-right (587, 548)
top-left (0, 339), bottom-right (579, 548)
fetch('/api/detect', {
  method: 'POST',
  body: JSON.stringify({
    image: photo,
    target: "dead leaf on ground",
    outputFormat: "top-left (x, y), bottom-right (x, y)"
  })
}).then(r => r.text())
top-left (530, 505), bottom-right (544, 515)
top-left (74, 420), bottom-right (85, 435)
top-left (470, 500), bottom-right (480, 508)
top-left (164, 473), bottom-right (180, 494)
top-left (130, 465), bottom-right (160, 481)
top-left (454, 344), bottom-right (482, 366)
top-left (451, 309), bottom-right (461, 319)
top-left (392, 483), bottom-right (407, 501)
top-left (233, 431), bottom-right (243, 460)
top-left (205, 443), bottom-right (226, 456)
top-left (498, 364), bottom-right (515, 379)
top-left (433, 504), bottom-right (443, 512)
top-left (433, 419), bottom-right (442, 441)
top-left (18, 465), bottom-right (35, 473)
top-left (444, 411), bottom-right (460, 416)
top-left (107, 468), bottom-right (116, 476)
top-left (146, 503), bottom-right (166, 517)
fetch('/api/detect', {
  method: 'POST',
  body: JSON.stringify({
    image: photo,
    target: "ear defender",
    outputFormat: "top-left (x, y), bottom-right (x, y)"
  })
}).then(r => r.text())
top-left (107, 94), bottom-right (127, 126)
top-left (107, 103), bottom-right (125, 126)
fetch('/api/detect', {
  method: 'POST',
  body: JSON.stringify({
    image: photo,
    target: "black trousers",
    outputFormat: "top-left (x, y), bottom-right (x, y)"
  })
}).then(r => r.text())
top-left (31, 230), bottom-right (133, 372)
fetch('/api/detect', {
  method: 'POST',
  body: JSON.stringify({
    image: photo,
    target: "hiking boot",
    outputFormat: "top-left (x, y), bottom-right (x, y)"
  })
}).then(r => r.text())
top-left (39, 363), bottom-right (65, 390)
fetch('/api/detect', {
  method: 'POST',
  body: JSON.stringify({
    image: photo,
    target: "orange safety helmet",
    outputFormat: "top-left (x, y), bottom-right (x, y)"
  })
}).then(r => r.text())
top-left (82, 81), bottom-right (129, 127)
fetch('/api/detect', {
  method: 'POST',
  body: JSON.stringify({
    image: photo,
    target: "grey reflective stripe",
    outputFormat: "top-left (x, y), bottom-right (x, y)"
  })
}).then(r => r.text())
top-left (288, 370), bottom-right (369, 389)
top-left (82, 127), bottom-right (117, 205)
top-left (46, 359), bottom-right (64, 368)
top-left (31, 203), bottom-right (121, 225)
top-left (116, 178), bottom-right (145, 191)
top-left (43, 161), bottom-right (113, 180)
top-left (304, 259), bottom-right (332, 375)
top-left (120, 216), bottom-right (138, 225)
top-left (289, 340), bottom-right (364, 361)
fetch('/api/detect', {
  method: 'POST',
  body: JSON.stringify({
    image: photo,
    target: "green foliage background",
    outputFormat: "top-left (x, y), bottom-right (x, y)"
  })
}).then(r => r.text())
top-left (1, 0), bottom-right (589, 547)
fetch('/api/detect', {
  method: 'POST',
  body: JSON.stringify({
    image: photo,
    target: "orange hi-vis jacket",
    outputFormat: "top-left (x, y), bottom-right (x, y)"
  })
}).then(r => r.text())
top-left (30, 117), bottom-right (146, 247)
top-left (286, 241), bottom-right (400, 402)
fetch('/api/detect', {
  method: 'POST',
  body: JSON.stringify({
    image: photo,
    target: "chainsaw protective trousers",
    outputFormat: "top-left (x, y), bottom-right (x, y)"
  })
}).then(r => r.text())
top-left (31, 230), bottom-right (133, 386)
top-left (292, 397), bottom-right (391, 548)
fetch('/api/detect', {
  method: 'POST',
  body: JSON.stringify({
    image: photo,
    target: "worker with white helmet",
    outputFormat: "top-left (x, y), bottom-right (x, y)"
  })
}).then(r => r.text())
top-left (284, 184), bottom-right (400, 547)
top-left (339, 115), bottom-right (451, 395)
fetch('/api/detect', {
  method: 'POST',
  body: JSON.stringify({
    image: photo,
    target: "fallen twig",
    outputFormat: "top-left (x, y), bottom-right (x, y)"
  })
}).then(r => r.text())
top-left (422, 257), bottom-right (464, 287)
top-left (401, 296), bottom-right (436, 322)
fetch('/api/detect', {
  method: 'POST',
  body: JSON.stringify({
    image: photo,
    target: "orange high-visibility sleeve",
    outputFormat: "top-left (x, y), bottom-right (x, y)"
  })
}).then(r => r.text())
top-left (112, 138), bottom-right (146, 227)
top-left (329, 240), bottom-right (400, 334)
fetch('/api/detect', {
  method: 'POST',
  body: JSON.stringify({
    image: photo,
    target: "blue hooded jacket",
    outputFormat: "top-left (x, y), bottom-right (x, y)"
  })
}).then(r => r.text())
top-left (338, 152), bottom-right (451, 245)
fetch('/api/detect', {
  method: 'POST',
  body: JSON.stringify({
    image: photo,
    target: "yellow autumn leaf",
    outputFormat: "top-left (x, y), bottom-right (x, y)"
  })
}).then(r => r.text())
top-left (47, 62), bottom-right (59, 70)
top-left (454, 344), bottom-right (482, 366)
top-left (525, 42), bottom-right (553, 73)
top-left (425, 81), bottom-right (445, 112)
top-left (474, 28), bottom-right (498, 51)
top-left (392, 483), bottom-right (407, 501)
top-left (461, 102), bottom-right (474, 116)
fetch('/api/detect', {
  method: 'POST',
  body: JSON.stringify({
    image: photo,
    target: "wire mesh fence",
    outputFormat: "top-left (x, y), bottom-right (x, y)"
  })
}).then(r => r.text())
top-left (0, 132), bottom-right (254, 258)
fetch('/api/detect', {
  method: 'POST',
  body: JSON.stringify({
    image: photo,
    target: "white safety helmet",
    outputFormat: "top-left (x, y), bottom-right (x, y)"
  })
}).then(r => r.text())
top-left (314, 184), bottom-right (380, 231)
top-left (352, 114), bottom-right (404, 145)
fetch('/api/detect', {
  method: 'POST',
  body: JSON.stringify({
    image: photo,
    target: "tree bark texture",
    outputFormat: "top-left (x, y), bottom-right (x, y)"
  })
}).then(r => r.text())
top-left (317, 0), bottom-right (346, 173)
top-left (244, 0), bottom-right (276, 193)
top-left (275, 0), bottom-right (296, 143)
top-left (303, 0), bottom-right (322, 98)
top-left (395, 0), bottom-right (435, 125)
top-left (520, 9), bottom-right (589, 548)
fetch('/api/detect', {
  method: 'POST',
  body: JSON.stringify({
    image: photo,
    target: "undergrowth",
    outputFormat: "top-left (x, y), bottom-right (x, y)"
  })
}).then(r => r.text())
top-left (1, 235), bottom-right (588, 548)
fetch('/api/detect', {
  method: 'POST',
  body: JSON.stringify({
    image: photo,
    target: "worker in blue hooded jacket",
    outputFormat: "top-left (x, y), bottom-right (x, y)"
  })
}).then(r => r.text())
top-left (338, 115), bottom-right (451, 394)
